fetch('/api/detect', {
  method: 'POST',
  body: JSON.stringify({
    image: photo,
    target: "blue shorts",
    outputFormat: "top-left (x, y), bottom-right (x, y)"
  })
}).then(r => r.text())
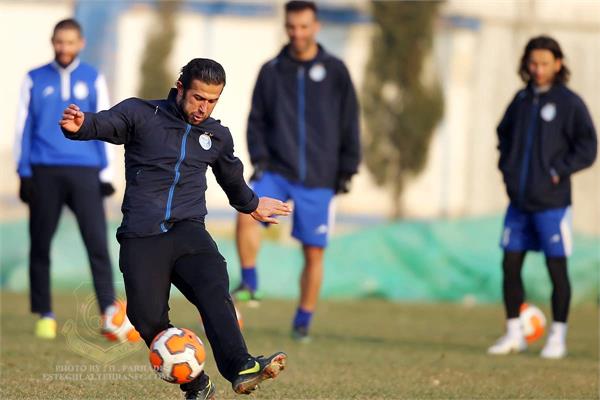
top-left (500, 204), bottom-right (573, 257)
top-left (251, 172), bottom-right (334, 247)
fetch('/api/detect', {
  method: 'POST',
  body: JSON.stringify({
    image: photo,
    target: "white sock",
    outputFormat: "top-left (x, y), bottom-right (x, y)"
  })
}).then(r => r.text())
top-left (507, 318), bottom-right (522, 338)
top-left (548, 322), bottom-right (567, 343)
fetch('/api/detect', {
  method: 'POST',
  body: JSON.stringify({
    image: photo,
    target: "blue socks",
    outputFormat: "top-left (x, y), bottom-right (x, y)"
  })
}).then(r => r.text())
top-left (241, 267), bottom-right (257, 292)
top-left (41, 311), bottom-right (55, 319)
top-left (293, 308), bottom-right (313, 329)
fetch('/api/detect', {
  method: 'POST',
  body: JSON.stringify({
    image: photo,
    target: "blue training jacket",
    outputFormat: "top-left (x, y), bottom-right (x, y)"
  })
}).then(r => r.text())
top-left (63, 89), bottom-right (259, 239)
top-left (248, 45), bottom-right (361, 189)
top-left (15, 58), bottom-right (113, 180)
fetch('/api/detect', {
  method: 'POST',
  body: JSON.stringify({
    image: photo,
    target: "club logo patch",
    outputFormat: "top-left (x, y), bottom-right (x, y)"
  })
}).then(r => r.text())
top-left (540, 103), bottom-right (556, 122)
top-left (199, 133), bottom-right (212, 150)
top-left (42, 86), bottom-right (55, 97)
top-left (309, 63), bottom-right (326, 82)
top-left (73, 81), bottom-right (89, 100)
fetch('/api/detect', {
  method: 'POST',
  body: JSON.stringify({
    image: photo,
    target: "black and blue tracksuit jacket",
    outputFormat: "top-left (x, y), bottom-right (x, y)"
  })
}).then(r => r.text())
top-left (497, 83), bottom-right (597, 212)
top-left (63, 89), bottom-right (258, 239)
top-left (247, 44), bottom-right (361, 189)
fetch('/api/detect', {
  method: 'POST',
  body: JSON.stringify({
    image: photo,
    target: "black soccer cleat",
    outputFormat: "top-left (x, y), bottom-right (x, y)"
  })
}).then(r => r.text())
top-left (232, 352), bottom-right (287, 395)
top-left (184, 378), bottom-right (216, 400)
top-left (291, 326), bottom-right (312, 343)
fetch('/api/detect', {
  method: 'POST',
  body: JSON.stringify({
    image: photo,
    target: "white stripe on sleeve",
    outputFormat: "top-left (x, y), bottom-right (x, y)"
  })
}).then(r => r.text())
top-left (14, 74), bottom-right (33, 166)
top-left (96, 73), bottom-right (115, 182)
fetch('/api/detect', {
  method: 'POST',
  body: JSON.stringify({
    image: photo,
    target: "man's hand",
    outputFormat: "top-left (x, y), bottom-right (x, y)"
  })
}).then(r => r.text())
top-left (59, 104), bottom-right (85, 134)
top-left (335, 173), bottom-right (353, 194)
top-left (250, 161), bottom-right (267, 182)
top-left (19, 178), bottom-right (35, 204)
top-left (100, 182), bottom-right (116, 197)
top-left (550, 167), bottom-right (560, 185)
top-left (250, 197), bottom-right (292, 224)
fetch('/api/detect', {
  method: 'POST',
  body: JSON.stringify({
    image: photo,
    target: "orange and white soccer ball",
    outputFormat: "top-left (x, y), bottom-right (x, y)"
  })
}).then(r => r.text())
top-left (149, 327), bottom-right (206, 384)
top-left (102, 300), bottom-right (141, 343)
top-left (519, 303), bottom-right (546, 343)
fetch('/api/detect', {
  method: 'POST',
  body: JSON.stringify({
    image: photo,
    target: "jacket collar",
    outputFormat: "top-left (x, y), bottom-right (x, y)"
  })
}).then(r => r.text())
top-left (51, 58), bottom-right (80, 73)
top-left (277, 43), bottom-right (329, 67)
top-left (525, 81), bottom-right (564, 99)
top-left (165, 88), bottom-right (217, 129)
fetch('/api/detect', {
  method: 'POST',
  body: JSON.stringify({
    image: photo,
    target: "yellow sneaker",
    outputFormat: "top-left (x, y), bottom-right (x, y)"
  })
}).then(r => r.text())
top-left (35, 317), bottom-right (57, 339)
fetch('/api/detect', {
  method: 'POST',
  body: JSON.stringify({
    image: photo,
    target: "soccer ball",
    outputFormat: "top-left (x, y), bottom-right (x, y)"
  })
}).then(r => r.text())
top-left (149, 327), bottom-right (206, 384)
top-left (102, 300), bottom-right (141, 343)
top-left (519, 303), bottom-right (546, 343)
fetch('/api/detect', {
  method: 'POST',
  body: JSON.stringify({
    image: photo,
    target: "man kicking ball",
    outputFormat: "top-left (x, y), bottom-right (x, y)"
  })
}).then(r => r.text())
top-left (61, 58), bottom-right (290, 399)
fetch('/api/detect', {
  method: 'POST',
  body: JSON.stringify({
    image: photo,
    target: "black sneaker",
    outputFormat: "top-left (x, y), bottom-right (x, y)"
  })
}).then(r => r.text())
top-left (232, 352), bottom-right (287, 394)
top-left (184, 378), bottom-right (216, 400)
top-left (291, 326), bottom-right (311, 343)
top-left (231, 283), bottom-right (263, 307)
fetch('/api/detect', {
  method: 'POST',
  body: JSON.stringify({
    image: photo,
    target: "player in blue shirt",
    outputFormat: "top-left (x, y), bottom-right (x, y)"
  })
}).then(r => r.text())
top-left (234, 1), bottom-right (361, 342)
top-left (488, 36), bottom-right (597, 359)
top-left (14, 19), bottom-right (118, 340)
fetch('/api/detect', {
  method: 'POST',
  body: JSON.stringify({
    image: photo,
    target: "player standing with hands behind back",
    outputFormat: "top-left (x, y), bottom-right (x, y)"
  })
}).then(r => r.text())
top-left (60, 58), bottom-right (290, 399)
top-left (234, 0), bottom-right (361, 342)
top-left (489, 36), bottom-right (596, 359)
top-left (14, 18), bottom-right (118, 340)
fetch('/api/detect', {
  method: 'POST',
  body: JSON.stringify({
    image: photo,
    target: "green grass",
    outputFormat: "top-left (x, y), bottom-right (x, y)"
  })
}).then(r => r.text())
top-left (1, 291), bottom-right (598, 399)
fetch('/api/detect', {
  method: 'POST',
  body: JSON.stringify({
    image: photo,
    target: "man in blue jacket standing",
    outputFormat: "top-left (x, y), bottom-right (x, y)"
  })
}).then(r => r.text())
top-left (61, 58), bottom-right (290, 399)
top-left (489, 36), bottom-right (597, 359)
top-left (234, 0), bottom-right (361, 342)
top-left (14, 19), bottom-right (117, 340)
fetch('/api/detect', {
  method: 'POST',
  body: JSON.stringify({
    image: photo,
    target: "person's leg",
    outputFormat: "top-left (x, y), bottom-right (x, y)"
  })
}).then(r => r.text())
top-left (29, 167), bottom-right (65, 317)
top-left (489, 204), bottom-right (535, 354)
top-left (502, 251), bottom-right (526, 320)
top-left (545, 256), bottom-right (571, 323)
top-left (172, 222), bottom-right (249, 381)
top-left (234, 172), bottom-right (288, 300)
top-left (235, 212), bottom-right (260, 291)
top-left (172, 222), bottom-right (285, 394)
top-left (65, 168), bottom-right (115, 313)
top-left (535, 206), bottom-right (572, 358)
top-left (289, 184), bottom-right (334, 339)
top-left (119, 235), bottom-right (172, 347)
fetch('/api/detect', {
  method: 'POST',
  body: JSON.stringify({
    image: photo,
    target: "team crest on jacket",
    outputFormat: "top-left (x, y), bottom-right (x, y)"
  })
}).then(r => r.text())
top-left (73, 81), bottom-right (89, 100)
top-left (199, 133), bottom-right (212, 150)
top-left (309, 63), bottom-right (326, 82)
top-left (541, 103), bottom-right (556, 122)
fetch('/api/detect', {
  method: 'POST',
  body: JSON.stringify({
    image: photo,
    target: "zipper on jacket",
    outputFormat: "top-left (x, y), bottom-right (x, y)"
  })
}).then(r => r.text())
top-left (161, 124), bottom-right (191, 232)
top-left (517, 95), bottom-right (540, 207)
top-left (297, 66), bottom-right (307, 182)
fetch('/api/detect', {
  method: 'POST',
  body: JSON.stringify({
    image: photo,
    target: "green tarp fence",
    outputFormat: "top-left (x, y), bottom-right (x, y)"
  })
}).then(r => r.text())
top-left (1, 215), bottom-right (598, 304)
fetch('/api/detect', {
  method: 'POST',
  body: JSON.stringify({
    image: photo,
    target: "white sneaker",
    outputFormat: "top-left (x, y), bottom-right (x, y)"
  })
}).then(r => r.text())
top-left (487, 334), bottom-right (527, 355)
top-left (541, 339), bottom-right (567, 359)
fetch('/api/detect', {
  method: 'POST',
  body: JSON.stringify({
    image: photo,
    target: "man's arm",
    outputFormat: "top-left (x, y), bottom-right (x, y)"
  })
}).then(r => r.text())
top-left (496, 95), bottom-right (519, 171)
top-left (14, 75), bottom-right (34, 179)
top-left (212, 132), bottom-right (291, 223)
top-left (336, 64), bottom-right (361, 193)
top-left (247, 66), bottom-right (271, 176)
top-left (551, 97), bottom-right (597, 178)
top-left (14, 74), bottom-right (35, 203)
top-left (94, 74), bottom-right (116, 195)
top-left (60, 101), bottom-right (133, 145)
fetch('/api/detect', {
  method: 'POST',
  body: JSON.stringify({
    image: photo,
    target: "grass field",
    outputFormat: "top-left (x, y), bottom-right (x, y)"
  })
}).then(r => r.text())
top-left (1, 291), bottom-right (598, 399)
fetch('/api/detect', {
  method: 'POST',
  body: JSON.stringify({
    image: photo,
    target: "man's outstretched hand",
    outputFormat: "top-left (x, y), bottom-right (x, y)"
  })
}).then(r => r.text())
top-left (59, 104), bottom-right (85, 134)
top-left (251, 197), bottom-right (292, 224)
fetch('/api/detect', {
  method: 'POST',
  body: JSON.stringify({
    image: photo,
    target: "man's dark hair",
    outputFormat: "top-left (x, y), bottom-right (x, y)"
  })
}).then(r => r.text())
top-left (519, 35), bottom-right (570, 84)
top-left (178, 58), bottom-right (226, 90)
top-left (285, 1), bottom-right (318, 15)
top-left (53, 18), bottom-right (83, 38)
